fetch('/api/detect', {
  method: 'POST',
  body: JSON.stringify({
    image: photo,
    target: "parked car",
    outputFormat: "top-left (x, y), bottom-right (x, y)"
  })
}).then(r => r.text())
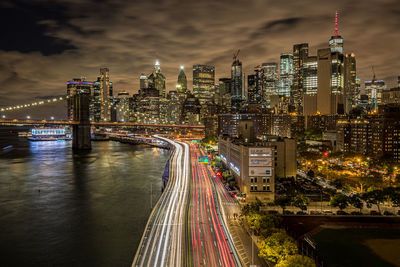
top-left (323, 210), bottom-right (333, 215)
top-left (398, 210), bottom-right (400, 215)
top-left (296, 211), bottom-right (307, 215)
top-left (383, 211), bottom-right (394, 216)
top-left (310, 210), bottom-right (322, 215)
top-left (350, 211), bottom-right (362, 215)
top-left (336, 210), bottom-right (348, 215)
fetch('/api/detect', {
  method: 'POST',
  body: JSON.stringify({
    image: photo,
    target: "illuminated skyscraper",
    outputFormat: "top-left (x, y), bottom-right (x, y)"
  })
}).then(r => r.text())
top-left (248, 66), bottom-right (263, 104)
top-left (302, 56), bottom-right (318, 95)
top-left (344, 53), bottom-right (357, 112)
top-left (262, 63), bottom-right (279, 107)
top-left (140, 74), bottom-right (148, 90)
top-left (176, 66), bottom-right (187, 94)
top-left (279, 53), bottom-right (294, 97)
top-left (329, 11), bottom-right (344, 55)
top-left (292, 43), bottom-right (309, 112)
top-left (315, 12), bottom-right (348, 115)
top-left (365, 77), bottom-right (386, 110)
top-left (66, 78), bottom-right (93, 120)
top-left (148, 60), bottom-right (166, 98)
top-left (231, 51), bottom-right (243, 109)
top-left (193, 64), bottom-right (215, 105)
top-left (116, 91), bottom-right (130, 122)
top-left (96, 68), bottom-right (113, 121)
top-left (317, 48), bottom-right (333, 114)
top-left (302, 56), bottom-right (318, 115)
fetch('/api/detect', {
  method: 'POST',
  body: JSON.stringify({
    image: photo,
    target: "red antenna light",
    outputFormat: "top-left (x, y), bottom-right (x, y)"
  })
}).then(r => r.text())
top-left (335, 11), bottom-right (338, 37)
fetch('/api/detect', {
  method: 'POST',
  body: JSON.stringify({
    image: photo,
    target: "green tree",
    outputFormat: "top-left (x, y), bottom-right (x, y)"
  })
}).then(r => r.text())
top-left (348, 195), bottom-right (363, 212)
top-left (274, 196), bottom-right (292, 213)
top-left (241, 202), bottom-right (261, 216)
top-left (247, 213), bottom-right (263, 233)
top-left (258, 230), bottom-right (298, 263)
top-left (382, 187), bottom-right (400, 207)
top-left (291, 194), bottom-right (310, 211)
top-left (362, 189), bottom-right (385, 214)
top-left (259, 215), bottom-right (282, 238)
top-left (276, 255), bottom-right (316, 267)
top-left (358, 173), bottom-right (384, 192)
top-left (247, 214), bottom-right (282, 237)
top-left (330, 194), bottom-right (349, 210)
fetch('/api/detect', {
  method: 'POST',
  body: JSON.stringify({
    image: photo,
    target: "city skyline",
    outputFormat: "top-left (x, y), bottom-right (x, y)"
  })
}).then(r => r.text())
top-left (1, 0), bottom-right (400, 109)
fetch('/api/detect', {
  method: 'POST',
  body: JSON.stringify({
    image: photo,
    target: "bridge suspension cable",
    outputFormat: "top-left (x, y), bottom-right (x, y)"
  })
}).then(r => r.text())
top-left (1, 95), bottom-right (121, 113)
top-left (0, 96), bottom-right (69, 112)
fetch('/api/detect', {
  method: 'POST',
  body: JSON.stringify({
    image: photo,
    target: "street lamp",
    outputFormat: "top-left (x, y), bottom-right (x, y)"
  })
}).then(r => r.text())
top-left (51, 116), bottom-right (54, 120)
top-left (27, 115), bottom-right (31, 119)
top-left (1, 115), bottom-right (5, 119)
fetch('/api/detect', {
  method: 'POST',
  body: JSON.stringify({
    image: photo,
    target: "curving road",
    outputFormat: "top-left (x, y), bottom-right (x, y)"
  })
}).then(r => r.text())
top-left (132, 139), bottom-right (241, 267)
top-left (132, 137), bottom-right (190, 267)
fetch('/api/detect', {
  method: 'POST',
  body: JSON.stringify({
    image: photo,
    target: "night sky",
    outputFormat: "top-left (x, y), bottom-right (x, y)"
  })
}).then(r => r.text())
top-left (0, 0), bottom-right (399, 118)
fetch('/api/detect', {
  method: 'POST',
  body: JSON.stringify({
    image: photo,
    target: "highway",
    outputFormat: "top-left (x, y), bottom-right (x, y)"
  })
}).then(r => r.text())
top-left (187, 144), bottom-right (241, 266)
top-left (132, 139), bottom-right (241, 266)
top-left (132, 137), bottom-right (190, 266)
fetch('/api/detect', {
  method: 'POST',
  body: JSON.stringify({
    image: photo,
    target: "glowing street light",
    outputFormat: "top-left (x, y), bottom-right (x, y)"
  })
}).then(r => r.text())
top-left (51, 116), bottom-right (54, 120)
top-left (27, 115), bottom-right (31, 119)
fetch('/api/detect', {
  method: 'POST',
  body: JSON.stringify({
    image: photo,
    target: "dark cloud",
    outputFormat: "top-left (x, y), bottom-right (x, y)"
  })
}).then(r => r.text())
top-left (0, 0), bottom-right (399, 119)
top-left (258, 18), bottom-right (302, 34)
top-left (0, 1), bottom-right (75, 55)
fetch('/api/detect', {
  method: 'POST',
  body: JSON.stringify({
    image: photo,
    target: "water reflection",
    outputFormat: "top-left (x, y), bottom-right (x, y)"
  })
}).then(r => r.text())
top-left (0, 139), bottom-right (169, 267)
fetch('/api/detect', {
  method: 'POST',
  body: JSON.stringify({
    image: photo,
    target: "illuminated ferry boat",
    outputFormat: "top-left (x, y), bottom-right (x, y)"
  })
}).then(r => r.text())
top-left (27, 127), bottom-right (72, 141)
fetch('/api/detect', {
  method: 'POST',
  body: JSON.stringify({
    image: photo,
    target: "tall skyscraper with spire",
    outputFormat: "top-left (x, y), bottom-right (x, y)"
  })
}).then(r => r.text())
top-left (176, 66), bottom-right (187, 94)
top-left (317, 12), bottom-right (347, 115)
top-left (148, 60), bottom-right (166, 98)
top-left (329, 11), bottom-right (344, 55)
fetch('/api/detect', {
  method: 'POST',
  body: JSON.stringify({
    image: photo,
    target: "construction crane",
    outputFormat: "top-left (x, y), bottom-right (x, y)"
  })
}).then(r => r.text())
top-left (233, 49), bottom-right (240, 61)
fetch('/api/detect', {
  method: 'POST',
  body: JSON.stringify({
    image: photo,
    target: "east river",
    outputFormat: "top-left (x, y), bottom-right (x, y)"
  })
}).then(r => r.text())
top-left (0, 127), bottom-right (170, 266)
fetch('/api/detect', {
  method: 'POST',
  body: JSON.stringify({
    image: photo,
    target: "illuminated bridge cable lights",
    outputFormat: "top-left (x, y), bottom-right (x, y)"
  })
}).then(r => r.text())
top-left (0, 96), bottom-right (69, 112)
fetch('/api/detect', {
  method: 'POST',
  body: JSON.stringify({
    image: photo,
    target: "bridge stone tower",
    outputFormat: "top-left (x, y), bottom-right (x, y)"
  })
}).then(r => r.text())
top-left (72, 92), bottom-right (91, 150)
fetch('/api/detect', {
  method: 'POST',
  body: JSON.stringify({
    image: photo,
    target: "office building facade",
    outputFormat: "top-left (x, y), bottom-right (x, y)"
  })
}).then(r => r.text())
top-left (193, 64), bottom-right (215, 105)
top-left (279, 53), bottom-right (294, 97)
top-left (67, 78), bottom-right (93, 121)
